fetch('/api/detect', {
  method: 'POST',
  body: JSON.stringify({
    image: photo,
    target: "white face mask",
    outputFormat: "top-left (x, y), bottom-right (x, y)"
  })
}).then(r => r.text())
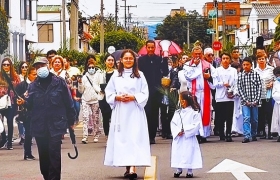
top-left (37, 66), bottom-right (49, 78)
top-left (88, 68), bottom-right (96, 75)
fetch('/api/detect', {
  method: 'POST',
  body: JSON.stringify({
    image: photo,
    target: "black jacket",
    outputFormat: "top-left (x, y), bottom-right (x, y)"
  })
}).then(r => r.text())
top-left (25, 73), bottom-right (76, 137)
top-left (138, 54), bottom-right (168, 95)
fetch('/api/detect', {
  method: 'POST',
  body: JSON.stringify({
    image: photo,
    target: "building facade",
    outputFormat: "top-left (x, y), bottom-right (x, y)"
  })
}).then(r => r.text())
top-left (0, 0), bottom-right (38, 61)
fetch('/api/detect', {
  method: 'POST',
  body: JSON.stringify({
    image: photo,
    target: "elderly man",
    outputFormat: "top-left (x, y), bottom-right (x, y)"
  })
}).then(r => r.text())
top-left (204, 48), bottom-right (217, 68)
top-left (17, 57), bottom-right (76, 180)
top-left (184, 46), bottom-right (217, 143)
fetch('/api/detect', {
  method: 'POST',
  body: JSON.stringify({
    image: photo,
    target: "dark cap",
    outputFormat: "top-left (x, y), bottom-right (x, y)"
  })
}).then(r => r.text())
top-left (32, 57), bottom-right (48, 66)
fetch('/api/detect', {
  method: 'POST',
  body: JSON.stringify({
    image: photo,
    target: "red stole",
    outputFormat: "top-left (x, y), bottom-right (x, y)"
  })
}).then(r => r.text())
top-left (190, 59), bottom-right (211, 126)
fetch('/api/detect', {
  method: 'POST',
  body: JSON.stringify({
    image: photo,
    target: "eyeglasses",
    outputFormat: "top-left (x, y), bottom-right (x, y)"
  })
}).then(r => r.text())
top-left (2, 63), bottom-right (10, 67)
top-left (88, 67), bottom-right (95, 69)
top-left (207, 54), bottom-right (214, 57)
top-left (21, 66), bottom-right (28, 69)
top-left (123, 57), bottom-right (134, 61)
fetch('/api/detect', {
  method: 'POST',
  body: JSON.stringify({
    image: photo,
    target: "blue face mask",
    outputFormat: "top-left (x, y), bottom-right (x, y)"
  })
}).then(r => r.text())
top-left (277, 77), bottom-right (280, 82)
top-left (37, 66), bottom-right (49, 78)
top-left (88, 68), bottom-right (96, 75)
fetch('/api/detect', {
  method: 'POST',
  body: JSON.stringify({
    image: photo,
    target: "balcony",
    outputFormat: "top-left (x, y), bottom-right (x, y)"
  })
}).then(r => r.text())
top-left (260, 29), bottom-right (275, 40)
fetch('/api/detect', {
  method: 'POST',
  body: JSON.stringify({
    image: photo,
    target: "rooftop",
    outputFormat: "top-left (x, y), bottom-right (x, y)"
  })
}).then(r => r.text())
top-left (252, 3), bottom-right (280, 15)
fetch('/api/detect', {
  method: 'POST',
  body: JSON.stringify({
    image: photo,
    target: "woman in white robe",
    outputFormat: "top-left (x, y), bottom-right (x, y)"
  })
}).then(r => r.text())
top-left (171, 91), bottom-right (203, 178)
top-left (104, 49), bottom-right (151, 179)
top-left (271, 67), bottom-right (280, 142)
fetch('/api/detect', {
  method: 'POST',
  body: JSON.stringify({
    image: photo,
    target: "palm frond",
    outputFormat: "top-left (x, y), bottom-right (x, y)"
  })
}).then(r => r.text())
top-left (157, 86), bottom-right (180, 109)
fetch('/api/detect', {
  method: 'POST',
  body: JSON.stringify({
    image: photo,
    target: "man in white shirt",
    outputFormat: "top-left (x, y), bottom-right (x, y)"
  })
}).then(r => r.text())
top-left (64, 58), bottom-right (81, 78)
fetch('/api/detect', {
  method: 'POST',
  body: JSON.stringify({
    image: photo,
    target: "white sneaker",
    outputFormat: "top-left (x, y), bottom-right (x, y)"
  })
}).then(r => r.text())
top-left (82, 137), bottom-right (88, 144)
top-left (93, 135), bottom-right (99, 143)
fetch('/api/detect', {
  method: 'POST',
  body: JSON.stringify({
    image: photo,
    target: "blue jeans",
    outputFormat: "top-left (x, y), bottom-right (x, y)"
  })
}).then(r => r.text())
top-left (242, 106), bottom-right (258, 139)
top-left (73, 100), bottom-right (80, 121)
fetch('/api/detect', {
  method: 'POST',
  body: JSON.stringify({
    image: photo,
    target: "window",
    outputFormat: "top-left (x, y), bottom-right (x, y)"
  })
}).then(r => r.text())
top-left (240, 9), bottom-right (251, 16)
top-left (20, 0), bottom-right (35, 20)
top-left (258, 19), bottom-right (268, 35)
top-left (26, 0), bottom-right (31, 20)
top-left (38, 24), bottom-right (53, 43)
top-left (225, 24), bottom-right (237, 31)
top-left (226, 9), bottom-right (236, 16)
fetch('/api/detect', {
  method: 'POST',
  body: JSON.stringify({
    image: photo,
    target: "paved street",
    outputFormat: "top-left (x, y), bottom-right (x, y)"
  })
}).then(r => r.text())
top-left (1, 123), bottom-right (280, 180)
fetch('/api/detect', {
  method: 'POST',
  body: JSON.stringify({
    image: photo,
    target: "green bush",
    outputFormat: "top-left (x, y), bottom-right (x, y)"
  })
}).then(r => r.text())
top-left (0, 7), bottom-right (9, 55)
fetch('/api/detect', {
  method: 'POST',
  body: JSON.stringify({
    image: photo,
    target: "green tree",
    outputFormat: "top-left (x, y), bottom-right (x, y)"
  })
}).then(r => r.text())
top-left (155, 10), bottom-right (212, 49)
top-left (90, 30), bottom-right (144, 52)
top-left (274, 18), bottom-right (280, 42)
top-left (90, 14), bottom-right (125, 37)
top-left (0, 7), bottom-right (9, 54)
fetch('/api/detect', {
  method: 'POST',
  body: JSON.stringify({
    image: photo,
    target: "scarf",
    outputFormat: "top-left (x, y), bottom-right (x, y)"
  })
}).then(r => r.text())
top-left (190, 59), bottom-right (211, 126)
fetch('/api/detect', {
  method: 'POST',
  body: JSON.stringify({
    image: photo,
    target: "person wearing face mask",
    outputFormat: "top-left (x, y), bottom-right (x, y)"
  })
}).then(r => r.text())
top-left (16, 57), bottom-right (76, 180)
top-left (78, 59), bottom-right (101, 144)
top-left (271, 67), bottom-right (280, 142)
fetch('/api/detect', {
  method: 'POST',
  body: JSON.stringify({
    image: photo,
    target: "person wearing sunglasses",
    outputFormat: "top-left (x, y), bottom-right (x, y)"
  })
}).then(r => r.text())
top-left (18, 62), bottom-right (29, 82)
top-left (0, 58), bottom-right (21, 150)
top-left (78, 55), bottom-right (101, 144)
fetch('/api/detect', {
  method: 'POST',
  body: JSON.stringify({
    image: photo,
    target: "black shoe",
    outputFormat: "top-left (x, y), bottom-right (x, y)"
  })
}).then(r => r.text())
top-left (186, 173), bottom-right (194, 178)
top-left (242, 138), bottom-right (250, 143)
top-left (200, 137), bottom-right (207, 143)
top-left (225, 137), bottom-right (233, 142)
top-left (19, 138), bottom-right (25, 145)
top-left (166, 134), bottom-right (173, 139)
top-left (127, 173), bottom-right (137, 180)
top-left (219, 136), bottom-right (225, 141)
top-left (150, 139), bottom-right (156, 144)
top-left (124, 171), bottom-right (129, 178)
top-left (174, 171), bottom-right (182, 178)
top-left (7, 145), bottom-right (13, 150)
top-left (214, 131), bottom-right (219, 136)
top-left (24, 154), bottom-right (35, 160)
top-left (277, 137), bottom-right (280, 142)
top-left (252, 136), bottom-right (257, 141)
top-left (161, 133), bottom-right (167, 139)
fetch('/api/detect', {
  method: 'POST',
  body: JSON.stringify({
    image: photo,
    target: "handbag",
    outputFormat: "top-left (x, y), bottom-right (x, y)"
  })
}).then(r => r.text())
top-left (0, 94), bottom-right (11, 110)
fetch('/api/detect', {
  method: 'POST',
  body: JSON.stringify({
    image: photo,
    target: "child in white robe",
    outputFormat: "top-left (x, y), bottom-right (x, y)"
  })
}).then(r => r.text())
top-left (271, 67), bottom-right (280, 142)
top-left (171, 91), bottom-right (203, 178)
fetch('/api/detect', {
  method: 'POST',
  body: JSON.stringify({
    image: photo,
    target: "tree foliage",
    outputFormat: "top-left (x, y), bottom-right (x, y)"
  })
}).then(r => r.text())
top-left (155, 10), bottom-right (212, 49)
top-left (90, 13), bottom-right (124, 37)
top-left (90, 30), bottom-right (144, 52)
top-left (0, 7), bottom-right (9, 55)
top-left (274, 18), bottom-right (280, 42)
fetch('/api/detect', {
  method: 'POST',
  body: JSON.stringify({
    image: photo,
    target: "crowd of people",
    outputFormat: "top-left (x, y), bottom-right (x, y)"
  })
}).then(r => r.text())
top-left (1, 39), bottom-right (280, 180)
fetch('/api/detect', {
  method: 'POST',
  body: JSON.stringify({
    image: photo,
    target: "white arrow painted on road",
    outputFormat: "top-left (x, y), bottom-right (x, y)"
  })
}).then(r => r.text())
top-left (208, 159), bottom-right (267, 180)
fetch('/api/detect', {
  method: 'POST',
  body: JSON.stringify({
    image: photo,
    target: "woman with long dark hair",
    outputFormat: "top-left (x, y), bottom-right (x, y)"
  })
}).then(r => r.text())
top-left (0, 58), bottom-right (21, 150)
top-left (104, 49), bottom-right (151, 179)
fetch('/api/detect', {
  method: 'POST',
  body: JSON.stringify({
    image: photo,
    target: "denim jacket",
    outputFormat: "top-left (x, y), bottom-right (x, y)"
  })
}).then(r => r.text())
top-left (26, 74), bottom-right (76, 137)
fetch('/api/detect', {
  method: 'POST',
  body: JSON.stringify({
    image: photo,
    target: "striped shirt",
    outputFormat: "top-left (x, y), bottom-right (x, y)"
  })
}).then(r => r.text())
top-left (237, 70), bottom-right (262, 105)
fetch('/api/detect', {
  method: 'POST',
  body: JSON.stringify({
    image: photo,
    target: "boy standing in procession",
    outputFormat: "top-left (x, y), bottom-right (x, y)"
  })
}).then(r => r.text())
top-left (138, 40), bottom-right (169, 144)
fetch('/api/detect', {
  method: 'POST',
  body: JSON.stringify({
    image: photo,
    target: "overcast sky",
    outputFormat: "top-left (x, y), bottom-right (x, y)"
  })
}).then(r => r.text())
top-left (38, 0), bottom-right (212, 17)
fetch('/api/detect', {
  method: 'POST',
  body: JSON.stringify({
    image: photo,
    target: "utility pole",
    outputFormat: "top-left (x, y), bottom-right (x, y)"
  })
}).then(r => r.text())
top-left (70, 0), bottom-right (79, 50)
top-left (127, 5), bottom-right (137, 31)
top-left (214, 0), bottom-right (218, 41)
top-left (62, 0), bottom-right (66, 48)
top-left (100, 0), bottom-right (105, 54)
top-left (115, 0), bottom-right (118, 30)
top-left (222, 0), bottom-right (226, 48)
top-left (121, 0), bottom-right (127, 29)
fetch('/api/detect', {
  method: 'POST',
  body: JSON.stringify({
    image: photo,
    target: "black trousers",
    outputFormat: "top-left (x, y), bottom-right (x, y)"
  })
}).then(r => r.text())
top-left (258, 99), bottom-right (273, 135)
top-left (215, 101), bottom-right (234, 137)
top-left (145, 94), bottom-right (160, 140)
top-left (99, 99), bottom-right (112, 136)
top-left (35, 135), bottom-right (62, 180)
top-left (23, 120), bottom-right (32, 156)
